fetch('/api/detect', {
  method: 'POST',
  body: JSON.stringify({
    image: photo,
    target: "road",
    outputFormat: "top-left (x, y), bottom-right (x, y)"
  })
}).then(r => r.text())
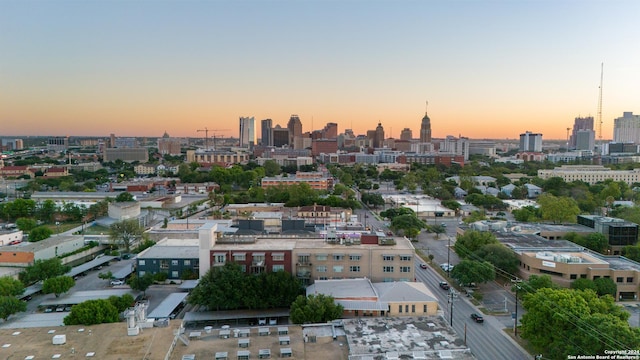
top-left (416, 261), bottom-right (530, 360)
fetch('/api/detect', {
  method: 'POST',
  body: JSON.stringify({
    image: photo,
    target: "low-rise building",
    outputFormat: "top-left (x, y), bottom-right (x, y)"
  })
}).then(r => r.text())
top-left (136, 238), bottom-right (200, 280)
top-left (261, 171), bottom-right (333, 191)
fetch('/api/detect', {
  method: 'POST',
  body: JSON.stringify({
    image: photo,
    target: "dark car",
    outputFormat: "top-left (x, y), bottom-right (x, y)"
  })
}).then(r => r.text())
top-left (471, 313), bottom-right (484, 323)
top-left (439, 281), bottom-right (450, 290)
top-left (419, 263), bottom-right (428, 269)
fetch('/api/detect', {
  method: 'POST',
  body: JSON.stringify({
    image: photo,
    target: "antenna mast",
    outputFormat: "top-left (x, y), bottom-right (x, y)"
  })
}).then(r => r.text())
top-left (597, 63), bottom-right (604, 152)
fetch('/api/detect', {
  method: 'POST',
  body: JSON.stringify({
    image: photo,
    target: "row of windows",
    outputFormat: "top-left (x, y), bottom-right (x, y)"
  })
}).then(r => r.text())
top-left (313, 265), bottom-right (412, 274)
top-left (398, 304), bottom-right (428, 313)
top-left (214, 253), bottom-right (286, 263)
top-left (139, 259), bottom-right (197, 267)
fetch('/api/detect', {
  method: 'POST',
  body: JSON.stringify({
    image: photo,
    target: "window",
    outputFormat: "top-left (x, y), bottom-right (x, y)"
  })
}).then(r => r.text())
top-left (400, 266), bottom-right (411, 273)
top-left (627, 277), bottom-right (634, 283)
top-left (333, 254), bottom-right (344, 261)
top-left (172, 271), bottom-right (179, 278)
top-left (298, 255), bottom-right (310, 264)
top-left (349, 266), bottom-right (360, 272)
top-left (383, 266), bottom-right (394, 273)
top-left (171, 260), bottom-right (178, 266)
top-left (214, 253), bottom-right (226, 264)
top-left (616, 277), bottom-right (624, 283)
top-left (405, 305), bottom-right (409, 313)
top-left (580, 274), bottom-right (587, 279)
top-left (411, 305), bottom-right (415, 313)
top-left (160, 260), bottom-right (169, 270)
top-left (184, 260), bottom-right (191, 266)
top-left (139, 260), bottom-right (146, 266)
top-left (272, 253), bottom-right (285, 261)
top-left (383, 255), bottom-right (395, 261)
top-left (239, 265), bottom-right (247, 272)
top-left (317, 266), bottom-right (327, 273)
top-left (423, 304), bottom-right (427, 313)
top-left (272, 265), bottom-right (285, 272)
top-left (398, 305), bottom-right (402, 313)
top-left (233, 253), bottom-right (246, 261)
top-left (349, 255), bottom-right (361, 261)
top-left (333, 265), bottom-right (344, 273)
top-left (399, 255), bottom-right (412, 261)
top-left (319, 276), bottom-right (328, 280)
top-left (570, 274), bottom-right (577, 280)
top-left (315, 254), bottom-right (328, 261)
top-left (139, 271), bottom-right (145, 276)
top-left (593, 276), bottom-right (600, 280)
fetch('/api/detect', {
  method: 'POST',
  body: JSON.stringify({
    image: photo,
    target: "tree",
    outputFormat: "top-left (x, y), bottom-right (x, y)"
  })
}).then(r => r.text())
top-left (263, 160), bottom-right (281, 177)
top-left (16, 217), bottom-right (37, 231)
top-left (521, 288), bottom-right (640, 358)
top-left (594, 277), bottom-right (617, 298)
top-left (128, 273), bottom-right (154, 297)
top-left (0, 276), bottom-right (25, 297)
top-left (450, 260), bottom-right (495, 285)
top-left (64, 299), bottom-right (119, 325)
top-left (109, 219), bottom-right (144, 252)
top-left (108, 294), bottom-right (135, 313)
top-left (115, 192), bottom-right (135, 202)
top-left (519, 275), bottom-right (557, 293)
top-left (570, 278), bottom-right (598, 292)
top-left (473, 243), bottom-right (519, 276)
top-left (453, 230), bottom-right (498, 258)
top-left (29, 226), bottom-right (53, 241)
top-left (98, 271), bottom-right (113, 284)
top-left (189, 262), bottom-right (248, 311)
top-left (19, 258), bottom-right (71, 285)
top-left (0, 296), bottom-right (27, 321)
top-left (537, 193), bottom-right (581, 224)
top-left (289, 294), bottom-right (344, 324)
top-left (42, 276), bottom-right (75, 297)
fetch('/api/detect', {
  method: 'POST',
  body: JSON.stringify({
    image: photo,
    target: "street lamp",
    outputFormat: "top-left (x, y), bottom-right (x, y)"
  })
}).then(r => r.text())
top-left (447, 236), bottom-right (451, 277)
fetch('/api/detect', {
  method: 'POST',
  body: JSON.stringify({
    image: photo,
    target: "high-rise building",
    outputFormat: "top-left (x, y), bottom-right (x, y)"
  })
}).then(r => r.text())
top-left (569, 116), bottom-right (594, 149)
top-left (322, 123), bottom-right (338, 139)
top-left (47, 136), bottom-right (69, 152)
top-left (519, 131), bottom-right (543, 152)
top-left (576, 130), bottom-right (595, 151)
top-left (272, 125), bottom-right (290, 147)
top-left (261, 119), bottom-right (273, 146)
top-left (400, 128), bottom-right (413, 141)
top-left (239, 116), bottom-right (256, 148)
top-left (420, 105), bottom-right (432, 143)
top-left (613, 112), bottom-right (640, 144)
top-left (157, 131), bottom-right (182, 155)
top-left (374, 122), bottom-right (385, 148)
top-left (287, 115), bottom-right (303, 147)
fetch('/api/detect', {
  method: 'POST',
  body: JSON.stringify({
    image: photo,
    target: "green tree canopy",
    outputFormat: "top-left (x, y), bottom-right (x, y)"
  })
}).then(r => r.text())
top-left (42, 276), bottom-right (75, 298)
top-left (289, 294), bottom-right (344, 325)
top-left (115, 192), bottom-right (135, 202)
top-left (0, 296), bottom-right (27, 321)
top-left (472, 243), bottom-right (519, 276)
top-left (29, 226), bottom-right (53, 242)
top-left (593, 277), bottom-right (617, 298)
top-left (521, 288), bottom-right (639, 359)
top-left (19, 258), bottom-right (71, 285)
top-left (0, 276), bottom-right (25, 297)
top-left (449, 259), bottom-right (495, 285)
top-left (63, 299), bottom-right (119, 325)
top-left (109, 219), bottom-right (144, 252)
top-left (16, 217), bottom-right (37, 231)
top-left (453, 230), bottom-right (498, 258)
top-left (128, 273), bottom-right (154, 297)
top-left (537, 193), bottom-right (581, 224)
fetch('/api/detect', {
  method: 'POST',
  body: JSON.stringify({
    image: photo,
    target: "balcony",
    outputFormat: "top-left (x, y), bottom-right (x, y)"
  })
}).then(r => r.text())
top-left (297, 271), bottom-right (311, 279)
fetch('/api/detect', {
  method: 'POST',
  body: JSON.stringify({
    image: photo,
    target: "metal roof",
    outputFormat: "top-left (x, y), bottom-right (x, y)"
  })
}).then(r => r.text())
top-left (67, 256), bottom-right (117, 277)
top-left (40, 289), bottom-right (136, 306)
top-left (335, 300), bottom-right (388, 311)
top-left (147, 292), bottom-right (188, 319)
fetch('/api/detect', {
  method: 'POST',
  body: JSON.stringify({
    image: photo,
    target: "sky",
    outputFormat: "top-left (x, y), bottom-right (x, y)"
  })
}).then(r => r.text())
top-left (1, 0), bottom-right (639, 140)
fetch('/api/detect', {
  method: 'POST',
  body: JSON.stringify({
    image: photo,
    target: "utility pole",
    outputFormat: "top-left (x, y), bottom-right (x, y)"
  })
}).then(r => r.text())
top-left (512, 278), bottom-right (523, 336)
top-left (447, 235), bottom-right (451, 276)
top-left (448, 288), bottom-right (457, 326)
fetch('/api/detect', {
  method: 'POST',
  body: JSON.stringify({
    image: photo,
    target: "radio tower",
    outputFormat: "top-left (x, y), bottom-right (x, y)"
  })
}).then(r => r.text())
top-left (597, 63), bottom-right (604, 155)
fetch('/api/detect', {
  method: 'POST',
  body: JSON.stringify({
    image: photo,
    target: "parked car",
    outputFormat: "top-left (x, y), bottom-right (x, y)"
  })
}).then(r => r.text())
top-left (470, 313), bottom-right (484, 323)
top-left (269, 318), bottom-right (277, 325)
top-left (440, 263), bottom-right (454, 272)
top-left (439, 281), bottom-right (450, 290)
top-left (110, 279), bottom-right (124, 286)
top-left (419, 263), bottom-right (428, 269)
top-left (55, 306), bottom-right (65, 312)
top-left (258, 318), bottom-right (267, 326)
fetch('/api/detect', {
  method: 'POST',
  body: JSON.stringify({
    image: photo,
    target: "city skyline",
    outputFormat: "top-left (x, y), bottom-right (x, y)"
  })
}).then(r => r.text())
top-left (2, 1), bottom-right (639, 140)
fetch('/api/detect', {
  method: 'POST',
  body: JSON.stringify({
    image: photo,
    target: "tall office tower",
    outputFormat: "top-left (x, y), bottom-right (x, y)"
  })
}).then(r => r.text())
top-left (374, 122), bottom-right (385, 148)
top-left (613, 112), bottom-right (640, 144)
top-left (400, 128), bottom-right (413, 141)
top-left (272, 125), bottom-right (290, 147)
top-left (420, 109), bottom-right (432, 143)
top-left (519, 131), bottom-right (543, 152)
top-left (287, 115), bottom-right (303, 147)
top-left (261, 119), bottom-right (273, 146)
top-left (110, 133), bottom-right (116, 148)
top-left (239, 116), bottom-right (256, 148)
top-left (157, 131), bottom-right (182, 155)
top-left (322, 122), bottom-right (338, 139)
top-left (569, 116), bottom-right (594, 149)
top-left (576, 130), bottom-right (595, 151)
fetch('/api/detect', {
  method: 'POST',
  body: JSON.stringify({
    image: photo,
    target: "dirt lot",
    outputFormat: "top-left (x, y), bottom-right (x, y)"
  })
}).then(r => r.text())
top-left (0, 322), bottom-right (350, 360)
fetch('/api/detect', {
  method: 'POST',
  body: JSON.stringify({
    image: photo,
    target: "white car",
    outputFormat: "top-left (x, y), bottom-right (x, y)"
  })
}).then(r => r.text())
top-left (110, 279), bottom-right (124, 286)
top-left (440, 263), bottom-right (454, 272)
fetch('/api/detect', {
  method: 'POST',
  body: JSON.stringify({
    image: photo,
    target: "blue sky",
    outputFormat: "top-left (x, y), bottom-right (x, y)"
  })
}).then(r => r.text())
top-left (1, 0), bottom-right (639, 139)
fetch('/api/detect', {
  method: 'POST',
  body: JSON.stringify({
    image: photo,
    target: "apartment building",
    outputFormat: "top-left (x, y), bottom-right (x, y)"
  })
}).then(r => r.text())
top-left (261, 171), bottom-right (334, 191)
top-left (538, 165), bottom-right (640, 185)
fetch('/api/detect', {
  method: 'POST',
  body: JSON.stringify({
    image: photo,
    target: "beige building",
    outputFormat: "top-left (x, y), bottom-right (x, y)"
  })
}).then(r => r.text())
top-left (307, 278), bottom-right (438, 317)
top-left (261, 171), bottom-right (334, 191)
top-left (538, 165), bottom-right (640, 186)
top-left (108, 201), bottom-right (141, 221)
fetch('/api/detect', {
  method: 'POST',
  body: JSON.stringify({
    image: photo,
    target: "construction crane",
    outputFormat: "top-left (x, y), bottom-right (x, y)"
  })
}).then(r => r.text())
top-left (597, 62), bottom-right (604, 155)
top-left (197, 128), bottom-right (229, 151)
